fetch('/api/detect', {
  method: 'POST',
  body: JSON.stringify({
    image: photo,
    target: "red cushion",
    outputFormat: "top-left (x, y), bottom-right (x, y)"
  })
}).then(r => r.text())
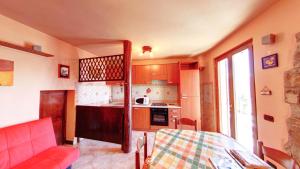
top-left (0, 132), bottom-right (9, 169)
top-left (0, 118), bottom-right (79, 169)
top-left (4, 123), bottom-right (34, 168)
top-left (12, 146), bottom-right (80, 169)
top-left (29, 118), bottom-right (56, 155)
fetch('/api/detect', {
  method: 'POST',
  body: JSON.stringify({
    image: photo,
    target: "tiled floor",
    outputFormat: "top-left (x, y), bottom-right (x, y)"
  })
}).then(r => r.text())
top-left (72, 131), bottom-right (155, 169)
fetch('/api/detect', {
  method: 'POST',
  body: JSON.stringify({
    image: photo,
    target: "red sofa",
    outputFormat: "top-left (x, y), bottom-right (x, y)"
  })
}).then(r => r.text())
top-left (0, 118), bottom-right (80, 169)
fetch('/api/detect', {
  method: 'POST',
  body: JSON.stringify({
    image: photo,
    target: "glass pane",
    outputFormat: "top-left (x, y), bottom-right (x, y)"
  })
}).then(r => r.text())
top-left (232, 49), bottom-right (254, 152)
top-left (217, 58), bottom-right (231, 136)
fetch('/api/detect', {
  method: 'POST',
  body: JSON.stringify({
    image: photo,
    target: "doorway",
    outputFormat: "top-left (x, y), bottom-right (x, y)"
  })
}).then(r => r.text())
top-left (215, 40), bottom-right (258, 153)
top-left (39, 90), bottom-right (67, 145)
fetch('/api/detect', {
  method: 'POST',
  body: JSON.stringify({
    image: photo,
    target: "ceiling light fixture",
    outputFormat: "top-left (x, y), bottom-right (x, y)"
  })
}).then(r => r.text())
top-left (142, 46), bottom-right (152, 54)
top-left (142, 46), bottom-right (153, 57)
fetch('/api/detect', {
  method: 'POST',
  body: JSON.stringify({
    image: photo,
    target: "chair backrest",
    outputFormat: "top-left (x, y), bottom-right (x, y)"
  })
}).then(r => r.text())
top-left (257, 141), bottom-right (300, 169)
top-left (0, 118), bottom-right (56, 169)
top-left (135, 132), bottom-right (147, 169)
top-left (175, 118), bottom-right (197, 131)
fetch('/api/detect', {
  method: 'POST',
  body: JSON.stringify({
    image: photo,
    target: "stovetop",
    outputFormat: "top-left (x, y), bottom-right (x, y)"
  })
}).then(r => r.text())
top-left (151, 103), bottom-right (168, 106)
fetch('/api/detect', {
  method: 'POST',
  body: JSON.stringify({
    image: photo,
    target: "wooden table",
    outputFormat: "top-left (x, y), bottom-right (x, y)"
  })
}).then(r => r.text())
top-left (145, 129), bottom-right (262, 169)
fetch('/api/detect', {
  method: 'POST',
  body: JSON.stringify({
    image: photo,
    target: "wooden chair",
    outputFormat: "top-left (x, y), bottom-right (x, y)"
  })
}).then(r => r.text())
top-left (136, 132), bottom-right (150, 169)
top-left (257, 141), bottom-right (300, 169)
top-left (175, 118), bottom-right (197, 131)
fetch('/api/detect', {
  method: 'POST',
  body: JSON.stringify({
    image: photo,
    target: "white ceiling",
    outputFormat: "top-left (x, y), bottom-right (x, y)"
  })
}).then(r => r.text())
top-left (0, 0), bottom-right (277, 59)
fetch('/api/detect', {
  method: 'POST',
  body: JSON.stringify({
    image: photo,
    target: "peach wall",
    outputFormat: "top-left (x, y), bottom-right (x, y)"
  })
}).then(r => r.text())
top-left (198, 0), bottom-right (300, 151)
top-left (0, 14), bottom-right (96, 127)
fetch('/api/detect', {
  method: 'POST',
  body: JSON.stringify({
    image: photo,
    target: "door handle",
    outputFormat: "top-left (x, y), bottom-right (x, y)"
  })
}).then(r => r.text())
top-left (181, 96), bottom-right (188, 99)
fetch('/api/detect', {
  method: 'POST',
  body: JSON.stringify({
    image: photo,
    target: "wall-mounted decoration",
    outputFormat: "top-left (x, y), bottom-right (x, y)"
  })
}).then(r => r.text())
top-left (58, 64), bottom-right (70, 78)
top-left (260, 86), bottom-right (272, 95)
top-left (0, 59), bottom-right (14, 86)
top-left (146, 88), bottom-right (151, 94)
top-left (262, 53), bottom-right (278, 69)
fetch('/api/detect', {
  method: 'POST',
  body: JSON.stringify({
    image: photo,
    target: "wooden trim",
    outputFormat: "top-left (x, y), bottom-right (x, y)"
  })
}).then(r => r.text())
top-left (248, 45), bottom-right (259, 154)
top-left (64, 140), bottom-right (73, 145)
top-left (228, 56), bottom-right (236, 138)
top-left (214, 39), bottom-right (258, 152)
top-left (215, 39), bottom-right (253, 132)
top-left (214, 59), bottom-right (220, 132)
top-left (215, 39), bottom-right (253, 61)
top-left (0, 40), bottom-right (54, 57)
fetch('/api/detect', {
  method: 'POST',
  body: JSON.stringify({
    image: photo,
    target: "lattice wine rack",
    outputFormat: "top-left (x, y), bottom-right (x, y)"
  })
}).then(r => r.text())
top-left (79, 54), bottom-right (124, 82)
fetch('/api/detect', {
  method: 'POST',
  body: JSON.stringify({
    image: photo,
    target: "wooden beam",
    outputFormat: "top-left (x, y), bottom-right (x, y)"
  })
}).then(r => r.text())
top-left (122, 40), bottom-right (132, 153)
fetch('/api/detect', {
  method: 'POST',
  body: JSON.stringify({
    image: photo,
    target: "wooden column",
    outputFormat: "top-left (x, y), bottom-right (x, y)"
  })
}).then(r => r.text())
top-left (122, 40), bottom-right (132, 153)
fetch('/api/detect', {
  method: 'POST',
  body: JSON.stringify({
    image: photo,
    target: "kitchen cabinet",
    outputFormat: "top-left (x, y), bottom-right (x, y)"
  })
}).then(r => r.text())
top-left (180, 70), bottom-right (200, 97)
top-left (168, 108), bottom-right (181, 129)
top-left (132, 64), bottom-right (179, 84)
top-left (132, 107), bottom-right (150, 130)
top-left (180, 96), bottom-right (201, 129)
top-left (134, 65), bottom-right (152, 84)
top-left (132, 65), bottom-right (136, 84)
top-left (180, 69), bottom-right (201, 130)
top-left (167, 63), bottom-right (179, 84)
top-left (150, 64), bottom-right (167, 80)
top-left (76, 106), bottom-right (124, 144)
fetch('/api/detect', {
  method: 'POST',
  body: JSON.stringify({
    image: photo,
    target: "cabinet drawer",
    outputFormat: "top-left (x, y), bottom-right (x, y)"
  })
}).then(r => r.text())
top-left (168, 108), bottom-right (181, 129)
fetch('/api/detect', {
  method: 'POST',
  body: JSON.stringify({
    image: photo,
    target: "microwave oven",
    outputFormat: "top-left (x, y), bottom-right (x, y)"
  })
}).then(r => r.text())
top-left (135, 96), bottom-right (150, 105)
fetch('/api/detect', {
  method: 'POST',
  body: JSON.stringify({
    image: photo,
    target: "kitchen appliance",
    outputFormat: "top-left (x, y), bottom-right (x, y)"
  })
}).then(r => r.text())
top-left (151, 103), bottom-right (168, 106)
top-left (135, 96), bottom-right (150, 105)
top-left (150, 108), bottom-right (168, 126)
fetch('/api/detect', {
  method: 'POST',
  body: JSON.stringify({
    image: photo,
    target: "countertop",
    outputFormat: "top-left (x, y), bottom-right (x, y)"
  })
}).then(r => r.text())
top-left (77, 102), bottom-right (181, 109)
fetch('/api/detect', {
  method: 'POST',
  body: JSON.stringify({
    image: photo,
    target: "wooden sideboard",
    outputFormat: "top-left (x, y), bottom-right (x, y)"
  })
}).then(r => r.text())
top-left (76, 105), bottom-right (124, 144)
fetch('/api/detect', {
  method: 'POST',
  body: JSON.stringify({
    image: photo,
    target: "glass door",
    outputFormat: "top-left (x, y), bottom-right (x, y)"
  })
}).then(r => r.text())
top-left (217, 58), bottom-right (232, 137)
top-left (216, 42), bottom-right (257, 153)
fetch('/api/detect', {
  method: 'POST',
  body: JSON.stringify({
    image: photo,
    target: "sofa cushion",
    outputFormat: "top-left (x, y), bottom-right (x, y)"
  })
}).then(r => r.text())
top-left (0, 118), bottom-right (79, 169)
top-left (0, 131), bottom-right (9, 169)
top-left (5, 123), bottom-right (33, 168)
top-left (12, 146), bottom-right (80, 169)
top-left (29, 118), bottom-right (56, 155)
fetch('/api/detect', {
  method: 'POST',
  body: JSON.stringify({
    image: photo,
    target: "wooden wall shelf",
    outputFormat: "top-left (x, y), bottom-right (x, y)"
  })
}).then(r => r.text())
top-left (0, 40), bottom-right (54, 57)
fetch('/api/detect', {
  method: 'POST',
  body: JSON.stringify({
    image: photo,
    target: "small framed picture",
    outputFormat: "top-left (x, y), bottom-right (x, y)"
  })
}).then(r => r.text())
top-left (262, 53), bottom-right (278, 69)
top-left (58, 64), bottom-right (70, 78)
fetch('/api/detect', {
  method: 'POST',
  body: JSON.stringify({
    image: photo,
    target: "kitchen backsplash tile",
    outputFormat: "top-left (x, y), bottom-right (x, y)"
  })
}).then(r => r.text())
top-left (76, 82), bottom-right (111, 105)
top-left (112, 85), bottom-right (178, 101)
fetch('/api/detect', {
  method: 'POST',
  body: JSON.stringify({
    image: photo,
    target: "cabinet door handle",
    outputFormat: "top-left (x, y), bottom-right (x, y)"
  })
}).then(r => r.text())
top-left (181, 96), bottom-right (187, 99)
top-left (171, 115), bottom-right (178, 118)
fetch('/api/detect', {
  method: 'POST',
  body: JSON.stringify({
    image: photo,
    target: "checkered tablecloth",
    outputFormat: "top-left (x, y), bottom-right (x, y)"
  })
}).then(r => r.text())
top-left (146, 129), bottom-right (245, 169)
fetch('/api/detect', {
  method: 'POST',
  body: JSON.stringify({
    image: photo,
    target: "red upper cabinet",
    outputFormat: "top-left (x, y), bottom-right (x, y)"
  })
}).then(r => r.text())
top-left (132, 63), bottom-right (180, 84)
top-left (134, 65), bottom-right (152, 84)
top-left (150, 64), bottom-right (167, 80)
top-left (132, 65), bottom-right (136, 84)
top-left (167, 63), bottom-right (179, 84)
